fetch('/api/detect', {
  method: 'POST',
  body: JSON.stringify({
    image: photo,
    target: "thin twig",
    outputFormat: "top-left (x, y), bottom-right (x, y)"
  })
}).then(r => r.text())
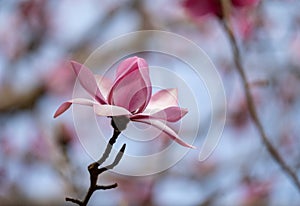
top-left (220, 0), bottom-right (300, 192)
top-left (66, 119), bottom-right (126, 205)
top-left (65, 198), bottom-right (82, 205)
top-left (95, 183), bottom-right (118, 190)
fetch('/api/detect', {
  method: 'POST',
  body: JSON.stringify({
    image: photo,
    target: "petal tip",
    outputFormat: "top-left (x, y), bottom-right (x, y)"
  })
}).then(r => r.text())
top-left (53, 102), bottom-right (72, 118)
top-left (70, 60), bottom-right (80, 67)
top-left (170, 88), bottom-right (178, 92)
top-left (182, 108), bottom-right (188, 115)
top-left (137, 57), bottom-right (147, 66)
top-left (70, 60), bottom-right (82, 75)
top-left (70, 60), bottom-right (78, 64)
top-left (189, 145), bottom-right (197, 149)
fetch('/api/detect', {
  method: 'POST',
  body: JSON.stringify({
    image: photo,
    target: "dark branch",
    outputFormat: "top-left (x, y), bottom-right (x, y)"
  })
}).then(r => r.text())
top-left (98, 144), bottom-right (126, 174)
top-left (104, 144), bottom-right (126, 170)
top-left (65, 197), bottom-right (82, 205)
top-left (66, 119), bottom-right (126, 206)
top-left (97, 127), bottom-right (121, 165)
top-left (95, 183), bottom-right (118, 190)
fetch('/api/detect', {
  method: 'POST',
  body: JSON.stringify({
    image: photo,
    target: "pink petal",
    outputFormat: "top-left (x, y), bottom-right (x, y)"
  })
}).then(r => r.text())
top-left (54, 98), bottom-right (96, 118)
top-left (115, 56), bottom-right (139, 78)
top-left (54, 102), bottom-right (72, 118)
top-left (132, 118), bottom-right (196, 149)
top-left (183, 0), bottom-right (221, 17)
top-left (70, 61), bottom-right (106, 104)
top-left (94, 74), bottom-right (113, 99)
top-left (145, 88), bottom-right (178, 112)
top-left (232, 0), bottom-right (259, 7)
top-left (93, 104), bottom-right (131, 117)
top-left (151, 107), bottom-right (187, 122)
top-left (108, 57), bottom-right (151, 113)
top-left (132, 107), bottom-right (188, 122)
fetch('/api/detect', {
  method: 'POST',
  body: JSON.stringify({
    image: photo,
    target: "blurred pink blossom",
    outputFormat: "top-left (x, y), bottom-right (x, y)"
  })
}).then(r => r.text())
top-left (241, 178), bottom-right (272, 206)
top-left (182, 0), bottom-right (259, 18)
top-left (54, 57), bottom-right (194, 148)
top-left (232, 11), bottom-right (255, 41)
top-left (44, 61), bottom-right (76, 95)
top-left (116, 177), bottom-right (154, 205)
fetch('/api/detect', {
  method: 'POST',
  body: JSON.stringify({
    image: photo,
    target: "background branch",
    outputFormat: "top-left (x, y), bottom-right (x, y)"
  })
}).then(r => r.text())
top-left (0, 85), bottom-right (45, 113)
top-left (220, 0), bottom-right (300, 193)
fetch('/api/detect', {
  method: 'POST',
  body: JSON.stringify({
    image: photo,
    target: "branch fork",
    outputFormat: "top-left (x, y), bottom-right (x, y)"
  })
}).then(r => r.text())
top-left (66, 119), bottom-right (126, 206)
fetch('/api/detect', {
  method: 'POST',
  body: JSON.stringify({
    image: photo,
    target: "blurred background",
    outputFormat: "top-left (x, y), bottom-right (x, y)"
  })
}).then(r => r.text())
top-left (1, 0), bottom-right (300, 205)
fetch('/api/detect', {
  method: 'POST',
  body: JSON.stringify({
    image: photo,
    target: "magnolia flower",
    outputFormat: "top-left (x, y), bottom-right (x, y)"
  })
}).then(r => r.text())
top-left (54, 57), bottom-right (195, 149)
